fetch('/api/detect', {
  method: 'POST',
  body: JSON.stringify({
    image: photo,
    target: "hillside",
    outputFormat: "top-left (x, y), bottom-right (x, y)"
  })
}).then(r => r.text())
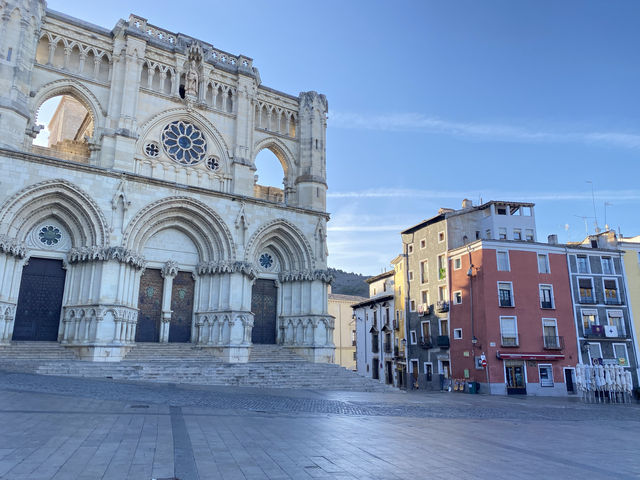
top-left (328, 268), bottom-right (369, 297)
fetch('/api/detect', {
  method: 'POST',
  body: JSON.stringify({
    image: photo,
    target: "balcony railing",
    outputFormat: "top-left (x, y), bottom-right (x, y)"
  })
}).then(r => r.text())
top-left (605, 298), bottom-right (622, 305)
top-left (541, 301), bottom-right (553, 309)
top-left (543, 335), bottom-right (564, 350)
top-left (501, 334), bottom-right (519, 347)
top-left (436, 301), bottom-right (449, 313)
top-left (436, 335), bottom-right (450, 349)
top-left (384, 343), bottom-right (392, 354)
top-left (579, 296), bottom-right (596, 304)
top-left (420, 338), bottom-right (432, 349)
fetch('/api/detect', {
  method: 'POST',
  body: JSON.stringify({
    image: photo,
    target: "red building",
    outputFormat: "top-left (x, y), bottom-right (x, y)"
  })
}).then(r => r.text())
top-left (448, 239), bottom-right (579, 395)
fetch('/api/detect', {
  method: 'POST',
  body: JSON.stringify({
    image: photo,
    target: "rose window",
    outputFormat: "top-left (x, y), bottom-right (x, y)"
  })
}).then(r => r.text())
top-left (38, 226), bottom-right (62, 246)
top-left (161, 120), bottom-right (207, 165)
top-left (144, 142), bottom-right (159, 158)
top-left (206, 156), bottom-right (220, 172)
top-left (259, 253), bottom-right (274, 269)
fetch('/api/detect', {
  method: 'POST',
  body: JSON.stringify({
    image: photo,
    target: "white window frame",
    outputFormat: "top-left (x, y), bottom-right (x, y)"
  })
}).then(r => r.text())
top-left (410, 330), bottom-right (417, 345)
top-left (409, 299), bottom-right (416, 312)
top-left (539, 284), bottom-right (555, 309)
top-left (497, 281), bottom-right (515, 307)
top-left (420, 290), bottom-right (429, 305)
top-left (423, 362), bottom-right (433, 380)
top-left (581, 309), bottom-right (599, 331)
top-left (420, 320), bottom-right (430, 341)
top-left (587, 342), bottom-right (603, 364)
top-left (437, 254), bottom-right (446, 281)
top-left (606, 310), bottom-right (625, 336)
top-left (602, 277), bottom-right (620, 304)
top-left (438, 231), bottom-right (445, 243)
top-left (410, 358), bottom-right (419, 373)
top-left (538, 364), bottom-right (554, 387)
top-left (453, 257), bottom-right (462, 270)
top-left (613, 343), bottom-right (630, 367)
top-left (537, 253), bottom-right (550, 274)
top-left (453, 328), bottom-right (462, 340)
top-left (439, 318), bottom-right (449, 336)
top-left (499, 227), bottom-right (507, 240)
top-left (408, 270), bottom-right (414, 282)
top-left (576, 254), bottom-right (590, 274)
top-left (525, 229), bottom-right (534, 242)
top-left (513, 228), bottom-right (522, 240)
top-left (453, 291), bottom-right (462, 305)
top-left (601, 256), bottom-right (615, 275)
top-left (542, 318), bottom-right (559, 348)
top-left (496, 250), bottom-right (510, 272)
top-left (438, 285), bottom-right (448, 302)
top-left (485, 229), bottom-right (492, 239)
top-left (499, 316), bottom-right (518, 346)
top-left (577, 277), bottom-right (595, 303)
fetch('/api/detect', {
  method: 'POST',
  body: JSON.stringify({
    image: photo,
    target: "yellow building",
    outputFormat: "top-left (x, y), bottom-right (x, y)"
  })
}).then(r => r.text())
top-left (619, 235), bottom-right (640, 362)
top-left (391, 254), bottom-right (408, 387)
top-left (328, 288), bottom-right (366, 370)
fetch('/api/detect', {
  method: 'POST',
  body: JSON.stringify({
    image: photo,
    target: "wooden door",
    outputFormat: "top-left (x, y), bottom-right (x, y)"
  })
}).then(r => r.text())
top-left (169, 271), bottom-right (194, 343)
top-left (13, 258), bottom-right (65, 341)
top-left (136, 268), bottom-right (163, 342)
top-left (251, 279), bottom-right (277, 344)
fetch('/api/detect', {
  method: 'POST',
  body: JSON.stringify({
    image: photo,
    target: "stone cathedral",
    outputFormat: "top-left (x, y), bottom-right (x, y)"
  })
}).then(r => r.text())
top-left (0, 1), bottom-right (333, 363)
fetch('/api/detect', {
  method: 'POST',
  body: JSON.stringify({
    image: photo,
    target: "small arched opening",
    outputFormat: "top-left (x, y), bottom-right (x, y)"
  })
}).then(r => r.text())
top-left (32, 94), bottom-right (94, 163)
top-left (254, 148), bottom-right (286, 203)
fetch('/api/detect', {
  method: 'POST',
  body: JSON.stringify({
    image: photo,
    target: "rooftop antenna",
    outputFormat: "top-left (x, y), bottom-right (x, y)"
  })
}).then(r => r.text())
top-left (586, 181), bottom-right (600, 233)
top-left (604, 201), bottom-right (612, 230)
top-left (573, 215), bottom-right (590, 236)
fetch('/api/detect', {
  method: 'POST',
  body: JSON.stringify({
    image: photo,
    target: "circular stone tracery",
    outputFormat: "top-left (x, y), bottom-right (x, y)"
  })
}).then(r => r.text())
top-left (38, 225), bottom-right (62, 246)
top-left (259, 253), bottom-right (274, 269)
top-left (161, 120), bottom-right (207, 165)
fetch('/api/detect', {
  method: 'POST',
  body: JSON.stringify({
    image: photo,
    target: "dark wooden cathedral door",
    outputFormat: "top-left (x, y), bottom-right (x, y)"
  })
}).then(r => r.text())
top-left (251, 279), bottom-right (277, 344)
top-left (136, 268), bottom-right (163, 342)
top-left (13, 258), bottom-right (66, 341)
top-left (168, 271), bottom-right (194, 343)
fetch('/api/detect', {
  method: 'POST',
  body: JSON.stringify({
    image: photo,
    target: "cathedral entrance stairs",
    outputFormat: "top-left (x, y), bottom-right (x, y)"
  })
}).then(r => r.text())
top-left (0, 343), bottom-right (395, 392)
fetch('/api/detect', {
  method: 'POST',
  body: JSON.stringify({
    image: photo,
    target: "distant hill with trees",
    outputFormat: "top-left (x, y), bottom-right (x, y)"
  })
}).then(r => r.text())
top-left (328, 268), bottom-right (369, 297)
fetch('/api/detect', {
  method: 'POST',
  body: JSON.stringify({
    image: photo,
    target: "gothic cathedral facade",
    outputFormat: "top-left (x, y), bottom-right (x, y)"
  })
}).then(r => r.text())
top-left (0, 1), bottom-right (333, 362)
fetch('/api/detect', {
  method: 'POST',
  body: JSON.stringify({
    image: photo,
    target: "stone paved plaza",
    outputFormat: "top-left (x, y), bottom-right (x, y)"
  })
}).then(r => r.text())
top-left (0, 371), bottom-right (638, 480)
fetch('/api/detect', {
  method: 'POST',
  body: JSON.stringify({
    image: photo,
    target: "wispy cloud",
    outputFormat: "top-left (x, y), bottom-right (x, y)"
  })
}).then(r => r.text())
top-left (328, 188), bottom-right (640, 201)
top-left (329, 112), bottom-right (640, 150)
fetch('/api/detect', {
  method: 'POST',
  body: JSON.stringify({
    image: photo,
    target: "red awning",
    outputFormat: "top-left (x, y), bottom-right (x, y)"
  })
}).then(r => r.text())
top-left (496, 352), bottom-right (565, 361)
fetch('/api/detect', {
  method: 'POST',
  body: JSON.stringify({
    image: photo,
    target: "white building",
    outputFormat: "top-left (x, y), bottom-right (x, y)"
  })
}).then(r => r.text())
top-left (352, 271), bottom-right (398, 386)
top-left (0, 1), bottom-right (333, 363)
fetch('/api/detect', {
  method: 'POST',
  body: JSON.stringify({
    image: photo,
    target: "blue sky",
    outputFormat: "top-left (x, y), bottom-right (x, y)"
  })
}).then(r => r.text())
top-left (47, 1), bottom-right (640, 275)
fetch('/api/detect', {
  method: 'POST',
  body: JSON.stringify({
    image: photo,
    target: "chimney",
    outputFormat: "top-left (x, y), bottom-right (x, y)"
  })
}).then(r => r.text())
top-left (462, 198), bottom-right (472, 208)
top-left (547, 234), bottom-right (558, 245)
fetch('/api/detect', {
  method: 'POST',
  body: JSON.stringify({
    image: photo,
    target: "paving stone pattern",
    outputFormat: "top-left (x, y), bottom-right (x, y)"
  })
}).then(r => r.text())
top-left (0, 371), bottom-right (639, 479)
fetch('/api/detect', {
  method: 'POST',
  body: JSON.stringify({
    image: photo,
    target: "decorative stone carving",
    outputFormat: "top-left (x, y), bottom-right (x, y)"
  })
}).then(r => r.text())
top-left (68, 246), bottom-right (146, 269)
top-left (279, 269), bottom-right (334, 283)
top-left (161, 260), bottom-right (179, 278)
top-left (0, 235), bottom-right (27, 258)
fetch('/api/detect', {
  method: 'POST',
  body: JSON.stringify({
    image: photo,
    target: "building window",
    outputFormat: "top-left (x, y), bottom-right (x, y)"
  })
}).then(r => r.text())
top-left (537, 254), bottom-right (550, 274)
top-left (499, 227), bottom-right (507, 240)
top-left (424, 363), bottom-right (433, 382)
top-left (162, 120), bottom-right (207, 165)
top-left (453, 291), bottom-right (462, 304)
top-left (513, 228), bottom-right (522, 240)
top-left (603, 279), bottom-right (619, 304)
top-left (542, 318), bottom-right (560, 349)
top-left (577, 255), bottom-right (590, 273)
top-left (539, 285), bottom-right (554, 309)
top-left (409, 300), bottom-right (416, 312)
top-left (500, 316), bottom-right (518, 346)
top-left (497, 251), bottom-right (510, 271)
top-left (587, 343), bottom-right (602, 363)
top-left (613, 343), bottom-right (629, 366)
top-left (453, 328), bottom-right (462, 339)
top-left (420, 239), bottom-right (426, 249)
top-left (421, 290), bottom-right (429, 305)
top-left (410, 330), bottom-right (417, 344)
top-left (408, 271), bottom-right (414, 281)
top-left (525, 229), bottom-right (534, 241)
top-left (523, 206), bottom-right (532, 216)
top-left (438, 285), bottom-right (448, 302)
top-left (439, 318), bottom-right (449, 336)
top-left (438, 231), bottom-right (445, 243)
top-left (420, 321), bottom-right (430, 343)
top-left (408, 244), bottom-right (414, 254)
top-left (453, 257), bottom-right (461, 270)
top-left (578, 278), bottom-right (595, 303)
top-left (485, 229), bottom-right (492, 240)
top-left (581, 310), bottom-right (599, 332)
top-left (601, 256), bottom-right (614, 274)
top-left (438, 254), bottom-right (446, 280)
top-left (420, 260), bottom-right (428, 283)
top-left (497, 206), bottom-right (507, 215)
top-left (607, 310), bottom-right (624, 336)
top-left (498, 282), bottom-right (514, 307)
top-left (538, 364), bottom-right (554, 387)
top-left (351, 330), bottom-right (356, 346)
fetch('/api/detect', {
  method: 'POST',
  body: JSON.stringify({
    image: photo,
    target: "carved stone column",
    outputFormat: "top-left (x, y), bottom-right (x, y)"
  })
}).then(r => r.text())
top-left (159, 260), bottom-right (178, 343)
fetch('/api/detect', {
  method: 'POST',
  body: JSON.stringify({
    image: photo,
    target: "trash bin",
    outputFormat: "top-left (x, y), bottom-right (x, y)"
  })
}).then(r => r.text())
top-left (468, 382), bottom-right (479, 394)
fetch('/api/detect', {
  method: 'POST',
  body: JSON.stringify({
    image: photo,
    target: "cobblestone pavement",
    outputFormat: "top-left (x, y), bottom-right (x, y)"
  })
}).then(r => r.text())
top-left (0, 371), bottom-right (638, 479)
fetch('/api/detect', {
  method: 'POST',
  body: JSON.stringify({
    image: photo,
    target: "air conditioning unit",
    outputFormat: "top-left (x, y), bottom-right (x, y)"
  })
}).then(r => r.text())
top-left (604, 325), bottom-right (618, 337)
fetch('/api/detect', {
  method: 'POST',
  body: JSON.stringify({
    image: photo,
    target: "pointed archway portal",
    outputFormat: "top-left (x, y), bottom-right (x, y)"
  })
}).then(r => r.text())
top-left (251, 279), bottom-right (277, 344)
top-left (136, 268), bottom-right (163, 342)
top-left (13, 258), bottom-right (66, 341)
